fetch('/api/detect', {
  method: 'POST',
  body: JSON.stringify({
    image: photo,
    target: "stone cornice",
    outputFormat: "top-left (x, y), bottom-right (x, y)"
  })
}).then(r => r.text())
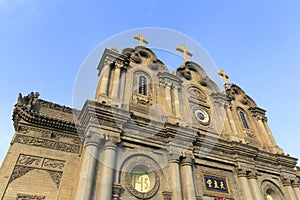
top-left (13, 104), bottom-right (81, 135)
top-left (157, 71), bottom-right (183, 86)
top-left (97, 48), bottom-right (129, 75)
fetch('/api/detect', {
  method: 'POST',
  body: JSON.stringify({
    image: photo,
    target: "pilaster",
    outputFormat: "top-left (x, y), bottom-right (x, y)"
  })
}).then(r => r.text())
top-left (164, 83), bottom-right (172, 116)
top-left (237, 168), bottom-right (254, 199)
top-left (75, 135), bottom-right (101, 200)
top-left (282, 177), bottom-right (297, 200)
top-left (111, 63), bottom-right (122, 100)
top-left (97, 138), bottom-right (118, 200)
top-left (247, 170), bottom-right (263, 200)
top-left (181, 151), bottom-right (196, 200)
top-left (173, 85), bottom-right (181, 118)
top-left (168, 152), bottom-right (182, 200)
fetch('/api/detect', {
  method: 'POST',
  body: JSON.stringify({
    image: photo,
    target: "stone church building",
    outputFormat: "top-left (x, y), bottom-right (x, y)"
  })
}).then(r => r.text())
top-left (1, 40), bottom-right (300, 199)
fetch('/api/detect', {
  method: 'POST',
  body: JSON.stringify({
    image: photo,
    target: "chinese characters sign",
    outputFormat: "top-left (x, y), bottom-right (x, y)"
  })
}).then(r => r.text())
top-left (203, 174), bottom-right (229, 194)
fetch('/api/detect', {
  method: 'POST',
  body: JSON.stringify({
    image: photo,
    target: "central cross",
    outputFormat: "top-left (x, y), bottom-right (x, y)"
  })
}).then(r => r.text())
top-left (134, 34), bottom-right (149, 46)
top-left (218, 70), bottom-right (229, 84)
top-left (176, 44), bottom-right (193, 63)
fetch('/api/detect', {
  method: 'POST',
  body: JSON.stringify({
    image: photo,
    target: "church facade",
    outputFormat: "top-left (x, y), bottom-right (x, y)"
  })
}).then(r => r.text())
top-left (1, 40), bottom-right (300, 200)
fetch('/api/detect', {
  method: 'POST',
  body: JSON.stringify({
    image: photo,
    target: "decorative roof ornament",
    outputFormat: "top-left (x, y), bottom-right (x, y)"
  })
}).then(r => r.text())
top-left (218, 69), bottom-right (229, 84)
top-left (133, 34), bottom-right (149, 46)
top-left (111, 47), bottom-right (118, 52)
top-left (176, 44), bottom-right (193, 63)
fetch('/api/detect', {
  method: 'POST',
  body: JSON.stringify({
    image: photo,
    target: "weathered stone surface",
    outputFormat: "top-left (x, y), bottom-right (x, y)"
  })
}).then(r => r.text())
top-left (0, 46), bottom-right (298, 200)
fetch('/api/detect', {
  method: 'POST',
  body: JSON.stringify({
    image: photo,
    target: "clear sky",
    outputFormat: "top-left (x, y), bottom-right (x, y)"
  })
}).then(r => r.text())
top-left (1, 0), bottom-right (300, 166)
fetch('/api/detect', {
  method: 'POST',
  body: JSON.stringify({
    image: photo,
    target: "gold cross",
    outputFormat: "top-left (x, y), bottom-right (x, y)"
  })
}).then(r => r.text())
top-left (218, 70), bottom-right (229, 84)
top-left (134, 34), bottom-right (149, 46)
top-left (176, 44), bottom-right (193, 63)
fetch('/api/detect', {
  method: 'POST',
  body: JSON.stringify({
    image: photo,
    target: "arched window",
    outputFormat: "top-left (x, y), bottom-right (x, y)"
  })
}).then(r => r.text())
top-left (239, 111), bottom-right (250, 129)
top-left (138, 76), bottom-right (147, 96)
top-left (266, 189), bottom-right (276, 200)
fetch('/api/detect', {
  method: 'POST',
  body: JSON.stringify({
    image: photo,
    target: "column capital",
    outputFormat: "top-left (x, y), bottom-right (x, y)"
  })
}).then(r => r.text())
top-left (247, 169), bottom-right (258, 179)
top-left (282, 177), bottom-right (292, 186)
top-left (181, 151), bottom-right (194, 166)
top-left (249, 107), bottom-right (267, 121)
top-left (168, 152), bottom-right (180, 164)
top-left (291, 179), bottom-right (299, 188)
top-left (84, 135), bottom-right (101, 148)
top-left (103, 136), bottom-right (118, 151)
top-left (237, 167), bottom-right (252, 178)
top-left (113, 61), bottom-right (124, 69)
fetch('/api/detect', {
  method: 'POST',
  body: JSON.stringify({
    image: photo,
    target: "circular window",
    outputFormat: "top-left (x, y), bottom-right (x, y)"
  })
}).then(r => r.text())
top-left (194, 108), bottom-right (210, 125)
top-left (131, 165), bottom-right (155, 193)
top-left (125, 164), bottom-right (160, 199)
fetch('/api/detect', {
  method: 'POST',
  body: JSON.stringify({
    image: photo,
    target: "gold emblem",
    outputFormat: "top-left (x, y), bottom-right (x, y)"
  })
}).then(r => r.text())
top-left (131, 172), bottom-right (151, 193)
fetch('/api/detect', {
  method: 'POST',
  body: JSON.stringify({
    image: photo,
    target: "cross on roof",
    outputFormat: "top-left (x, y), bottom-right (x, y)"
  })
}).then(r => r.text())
top-left (134, 34), bottom-right (149, 46)
top-left (176, 44), bottom-right (193, 63)
top-left (218, 70), bottom-right (229, 84)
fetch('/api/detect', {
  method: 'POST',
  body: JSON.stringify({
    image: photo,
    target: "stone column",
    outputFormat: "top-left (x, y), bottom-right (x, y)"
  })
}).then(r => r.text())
top-left (263, 119), bottom-right (278, 148)
top-left (172, 85), bottom-right (181, 118)
top-left (168, 153), bottom-right (183, 200)
top-left (225, 104), bottom-right (239, 137)
top-left (292, 182), bottom-right (300, 200)
top-left (75, 136), bottom-right (100, 200)
top-left (164, 83), bottom-right (172, 116)
top-left (283, 179), bottom-right (297, 200)
top-left (98, 64), bottom-right (111, 98)
top-left (256, 116), bottom-right (273, 150)
top-left (210, 95), bottom-right (227, 133)
top-left (97, 139), bottom-right (118, 200)
top-left (119, 68), bottom-right (127, 102)
top-left (237, 169), bottom-right (253, 199)
top-left (111, 64), bottom-right (121, 99)
top-left (181, 152), bottom-right (196, 200)
top-left (248, 171), bottom-right (263, 200)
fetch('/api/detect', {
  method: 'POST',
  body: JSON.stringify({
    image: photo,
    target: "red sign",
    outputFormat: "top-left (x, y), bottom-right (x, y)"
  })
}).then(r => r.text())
top-left (216, 197), bottom-right (225, 200)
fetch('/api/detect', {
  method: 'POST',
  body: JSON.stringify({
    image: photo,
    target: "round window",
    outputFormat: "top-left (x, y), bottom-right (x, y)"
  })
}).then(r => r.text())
top-left (125, 164), bottom-right (160, 199)
top-left (131, 165), bottom-right (155, 193)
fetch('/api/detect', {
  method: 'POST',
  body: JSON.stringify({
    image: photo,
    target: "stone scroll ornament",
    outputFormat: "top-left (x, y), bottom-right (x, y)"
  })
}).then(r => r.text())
top-left (9, 154), bottom-right (65, 189)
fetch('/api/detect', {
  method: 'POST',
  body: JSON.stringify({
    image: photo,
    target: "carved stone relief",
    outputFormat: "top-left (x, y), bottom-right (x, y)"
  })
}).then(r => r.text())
top-left (189, 88), bottom-right (206, 102)
top-left (9, 166), bottom-right (34, 183)
top-left (14, 134), bottom-right (80, 154)
top-left (43, 158), bottom-right (65, 170)
top-left (47, 171), bottom-right (63, 188)
top-left (17, 154), bottom-right (42, 167)
top-left (19, 125), bottom-right (82, 145)
top-left (9, 154), bottom-right (65, 188)
top-left (17, 193), bottom-right (45, 200)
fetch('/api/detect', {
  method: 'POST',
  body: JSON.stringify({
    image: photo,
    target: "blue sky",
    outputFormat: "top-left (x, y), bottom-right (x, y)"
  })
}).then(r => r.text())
top-left (1, 1), bottom-right (300, 165)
